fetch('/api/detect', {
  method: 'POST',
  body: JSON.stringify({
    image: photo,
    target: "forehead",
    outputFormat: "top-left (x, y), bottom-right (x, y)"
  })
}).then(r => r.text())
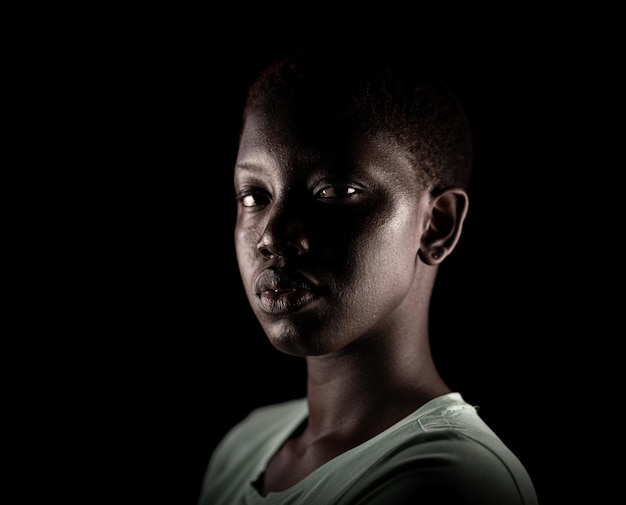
top-left (235, 110), bottom-right (419, 189)
top-left (238, 108), bottom-right (360, 163)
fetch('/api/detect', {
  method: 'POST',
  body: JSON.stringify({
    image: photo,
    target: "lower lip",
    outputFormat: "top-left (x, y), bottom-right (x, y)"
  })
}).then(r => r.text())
top-left (258, 288), bottom-right (316, 314)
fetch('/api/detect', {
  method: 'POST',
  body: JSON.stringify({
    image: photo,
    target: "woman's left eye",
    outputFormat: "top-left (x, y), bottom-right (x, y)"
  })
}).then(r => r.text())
top-left (316, 186), bottom-right (358, 199)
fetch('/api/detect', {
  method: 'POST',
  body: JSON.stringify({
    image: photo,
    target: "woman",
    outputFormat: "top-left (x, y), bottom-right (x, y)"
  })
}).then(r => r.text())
top-left (199, 43), bottom-right (538, 505)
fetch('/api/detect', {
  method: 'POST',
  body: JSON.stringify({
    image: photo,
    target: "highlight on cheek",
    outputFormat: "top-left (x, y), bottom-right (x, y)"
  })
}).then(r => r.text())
top-left (236, 225), bottom-right (262, 246)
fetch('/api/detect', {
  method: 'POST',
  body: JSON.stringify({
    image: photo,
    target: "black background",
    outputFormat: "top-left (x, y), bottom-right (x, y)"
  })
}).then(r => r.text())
top-left (28, 12), bottom-right (617, 505)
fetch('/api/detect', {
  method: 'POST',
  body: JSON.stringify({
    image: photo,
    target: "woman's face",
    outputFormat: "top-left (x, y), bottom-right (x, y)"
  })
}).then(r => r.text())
top-left (234, 107), bottom-right (431, 357)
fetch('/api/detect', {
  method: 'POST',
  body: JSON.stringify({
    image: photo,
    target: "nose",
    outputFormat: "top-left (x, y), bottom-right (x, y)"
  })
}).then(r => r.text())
top-left (257, 202), bottom-right (310, 259)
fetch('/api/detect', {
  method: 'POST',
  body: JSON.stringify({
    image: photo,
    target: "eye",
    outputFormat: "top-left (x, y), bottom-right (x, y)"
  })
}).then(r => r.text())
top-left (236, 190), bottom-right (270, 208)
top-left (316, 185), bottom-right (358, 200)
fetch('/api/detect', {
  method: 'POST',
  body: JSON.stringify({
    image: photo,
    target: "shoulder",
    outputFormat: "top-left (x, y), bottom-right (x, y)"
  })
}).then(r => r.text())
top-left (232, 397), bottom-right (307, 433)
top-left (344, 429), bottom-right (537, 505)
top-left (341, 394), bottom-right (538, 505)
top-left (212, 397), bottom-right (306, 456)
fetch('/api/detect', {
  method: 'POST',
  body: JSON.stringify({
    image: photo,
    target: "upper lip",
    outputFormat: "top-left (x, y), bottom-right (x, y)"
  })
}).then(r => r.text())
top-left (255, 267), bottom-right (317, 295)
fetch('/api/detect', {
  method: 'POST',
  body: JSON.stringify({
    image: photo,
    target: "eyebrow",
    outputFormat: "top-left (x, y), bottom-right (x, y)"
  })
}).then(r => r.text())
top-left (235, 163), bottom-right (250, 170)
top-left (234, 162), bottom-right (265, 173)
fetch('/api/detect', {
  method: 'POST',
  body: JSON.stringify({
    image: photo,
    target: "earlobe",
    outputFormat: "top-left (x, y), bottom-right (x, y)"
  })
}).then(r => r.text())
top-left (418, 188), bottom-right (469, 266)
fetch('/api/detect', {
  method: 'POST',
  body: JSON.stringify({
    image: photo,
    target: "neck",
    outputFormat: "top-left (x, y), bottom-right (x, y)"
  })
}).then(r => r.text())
top-left (303, 330), bottom-right (450, 440)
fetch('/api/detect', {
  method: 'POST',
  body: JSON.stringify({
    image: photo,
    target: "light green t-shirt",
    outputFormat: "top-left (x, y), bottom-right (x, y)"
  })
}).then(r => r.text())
top-left (199, 392), bottom-right (538, 505)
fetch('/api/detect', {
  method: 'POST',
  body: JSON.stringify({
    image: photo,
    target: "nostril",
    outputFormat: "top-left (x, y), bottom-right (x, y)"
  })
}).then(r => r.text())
top-left (257, 229), bottom-right (309, 259)
top-left (259, 247), bottom-right (274, 258)
top-left (285, 243), bottom-right (308, 258)
top-left (258, 243), bottom-right (305, 260)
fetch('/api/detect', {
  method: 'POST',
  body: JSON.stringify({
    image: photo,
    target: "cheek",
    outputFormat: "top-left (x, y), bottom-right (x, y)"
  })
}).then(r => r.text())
top-left (360, 203), bottom-right (419, 259)
top-left (347, 209), bottom-right (420, 293)
top-left (234, 225), bottom-right (260, 279)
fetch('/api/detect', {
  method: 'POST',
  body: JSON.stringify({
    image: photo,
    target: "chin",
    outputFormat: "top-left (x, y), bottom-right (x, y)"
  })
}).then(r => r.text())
top-left (267, 331), bottom-right (332, 357)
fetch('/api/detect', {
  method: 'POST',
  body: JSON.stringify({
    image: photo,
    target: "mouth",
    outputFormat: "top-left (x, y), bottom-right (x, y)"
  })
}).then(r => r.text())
top-left (255, 267), bottom-right (318, 314)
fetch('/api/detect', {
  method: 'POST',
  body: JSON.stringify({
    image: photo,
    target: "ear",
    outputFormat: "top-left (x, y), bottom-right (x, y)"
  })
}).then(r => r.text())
top-left (418, 188), bottom-right (469, 266)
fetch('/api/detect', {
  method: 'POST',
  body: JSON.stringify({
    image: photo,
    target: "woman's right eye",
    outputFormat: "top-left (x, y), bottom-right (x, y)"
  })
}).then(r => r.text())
top-left (237, 191), bottom-right (270, 208)
top-left (241, 194), bottom-right (258, 207)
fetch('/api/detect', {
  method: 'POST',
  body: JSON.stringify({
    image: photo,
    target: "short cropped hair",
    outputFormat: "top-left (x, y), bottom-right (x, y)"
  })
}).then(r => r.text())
top-left (243, 44), bottom-right (473, 191)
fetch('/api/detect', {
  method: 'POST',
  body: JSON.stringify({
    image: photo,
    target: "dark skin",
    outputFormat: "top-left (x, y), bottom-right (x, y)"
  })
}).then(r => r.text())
top-left (234, 103), bottom-right (469, 495)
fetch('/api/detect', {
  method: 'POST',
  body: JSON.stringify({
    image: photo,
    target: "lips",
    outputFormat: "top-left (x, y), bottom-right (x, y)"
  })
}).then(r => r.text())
top-left (255, 267), bottom-right (318, 314)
